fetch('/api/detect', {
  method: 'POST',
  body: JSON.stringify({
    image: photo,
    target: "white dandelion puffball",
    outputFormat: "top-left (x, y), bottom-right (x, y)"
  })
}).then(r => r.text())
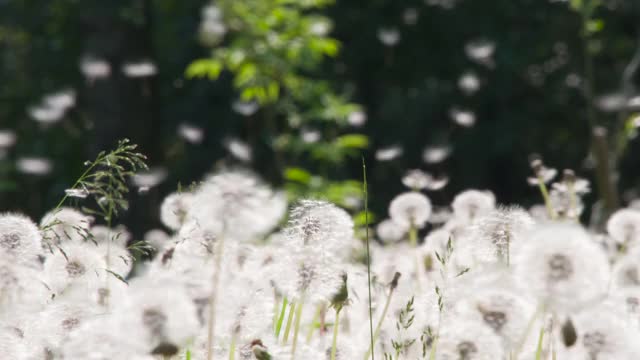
top-left (224, 138), bottom-right (252, 162)
top-left (611, 249), bottom-right (640, 289)
top-left (376, 219), bottom-right (408, 243)
top-left (44, 89), bottom-right (75, 110)
top-left (348, 110), bottom-right (367, 127)
top-left (160, 192), bottom-right (194, 231)
top-left (452, 189), bottom-right (496, 225)
top-left (607, 208), bottom-right (640, 247)
top-left (468, 206), bottom-right (535, 265)
top-left (459, 71), bottom-right (481, 95)
top-left (40, 207), bottom-right (93, 246)
top-left (232, 100), bottom-right (259, 116)
top-left (571, 304), bottom-right (640, 359)
top-left (435, 319), bottom-right (505, 360)
top-left (187, 171), bottom-right (286, 242)
top-left (450, 108), bottom-right (476, 127)
top-left (465, 39), bottom-right (496, 64)
top-left (285, 199), bottom-right (353, 256)
top-left (389, 192), bottom-right (432, 229)
top-left (43, 242), bottom-right (108, 295)
top-left (514, 223), bottom-right (610, 312)
top-left (0, 213), bottom-right (43, 266)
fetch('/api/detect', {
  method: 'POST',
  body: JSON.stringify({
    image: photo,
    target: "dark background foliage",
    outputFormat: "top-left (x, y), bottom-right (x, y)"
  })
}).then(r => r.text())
top-left (1, 0), bottom-right (639, 237)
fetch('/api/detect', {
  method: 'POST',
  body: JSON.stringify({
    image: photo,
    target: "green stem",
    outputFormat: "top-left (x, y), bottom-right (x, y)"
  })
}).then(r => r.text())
top-left (362, 157), bottom-right (375, 360)
top-left (536, 175), bottom-right (556, 219)
top-left (229, 334), bottom-right (237, 360)
top-left (428, 337), bottom-right (438, 360)
top-left (330, 308), bottom-right (342, 360)
top-left (282, 302), bottom-right (296, 344)
top-left (291, 296), bottom-right (305, 359)
top-left (363, 286), bottom-right (396, 360)
top-left (206, 235), bottom-right (226, 360)
top-left (275, 297), bottom-right (288, 337)
top-left (514, 303), bottom-right (543, 359)
top-left (408, 225), bottom-right (417, 247)
top-left (535, 326), bottom-right (545, 360)
top-left (306, 304), bottom-right (322, 343)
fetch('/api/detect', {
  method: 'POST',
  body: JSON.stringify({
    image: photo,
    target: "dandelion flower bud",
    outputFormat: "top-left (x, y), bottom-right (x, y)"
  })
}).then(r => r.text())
top-left (0, 213), bottom-right (43, 266)
top-left (451, 190), bottom-right (495, 225)
top-left (389, 192), bottom-right (432, 229)
top-left (514, 223), bottom-right (610, 312)
top-left (607, 208), bottom-right (640, 248)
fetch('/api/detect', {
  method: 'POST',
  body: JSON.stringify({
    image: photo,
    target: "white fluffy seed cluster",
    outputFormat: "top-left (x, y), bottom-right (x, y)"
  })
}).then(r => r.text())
top-left (2, 168), bottom-right (640, 359)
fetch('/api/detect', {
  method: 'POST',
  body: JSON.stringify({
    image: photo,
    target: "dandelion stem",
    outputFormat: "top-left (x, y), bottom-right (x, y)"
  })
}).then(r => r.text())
top-left (283, 301), bottom-right (296, 344)
top-left (275, 297), bottom-right (288, 337)
top-left (363, 273), bottom-right (400, 360)
top-left (534, 326), bottom-right (545, 360)
top-left (362, 157), bottom-right (375, 360)
top-left (428, 337), bottom-right (438, 360)
top-left (536, 175), bottom-right (556, 220)
top-left (291, 296), bottom-right (305, 358)
top-left (229, 333), bottom-right (236, 360)
top-left (514, 303), bottom-right (543, 359)
top-left (206, 234), bottom-right (226, 360)
top-left (306, 304), bottom-right (322, 343)
top-left (330, 308), bottom-right (342, 360)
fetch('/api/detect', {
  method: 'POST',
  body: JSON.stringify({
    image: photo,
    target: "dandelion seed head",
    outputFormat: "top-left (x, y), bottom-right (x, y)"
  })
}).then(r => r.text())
top-left (451, 108), bottom-right (476, 127)
top-left (28, 104), bottom-right (65, 124)
top-left (160, 192), bottom-right (194, 231)
top-left (286, 199), bottom-right (353, 255)
top-left (514, 223), bottom-right (610, 312)
top-left (389, 192), bottom-right (432, 229)
top-left (0, 213), bottom-right (43, 266)
top-left (465, 39), bottom-right (496, 64)
top-left (0, 130), bottom-right (17, 148)
top-left (347, 110), bottom-right (367, 127)
top-left (452, 190), bottom-right (496, 225)
top-left (607, 208), bottom-right (640, 247)
top-left (376, 219), bottom-right (408, 244)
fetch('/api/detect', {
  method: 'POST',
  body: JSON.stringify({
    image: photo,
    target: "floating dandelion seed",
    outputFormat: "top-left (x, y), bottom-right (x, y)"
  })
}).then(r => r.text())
top-left (0, 130), bottom-right (17, 148)
top-left (402, 8), bottom-right (419, 25)
top-left (377, 27), bottom-right (401, 46)
top-left (465, 39), bottom-right (496, 65)
top-left (28, 104), bottom-right (65, 124)
top-left (376, 145), bottom-right (403, 161)
top-left (224, 138), bottom-right (252, 162)
top-left (450, 108), bottom-right (476, 127)
top-left (301, 128), bottom-right (321, 143)
top-left (422, 145), bottom-right (451, 164)
top-left (347, 110), bottom-right (367, 127)
top-left (122, 60), bottom-right (157, 78)
top-left (44, 90), bottom-right (75, 110)
top-left (459, 71), bottom-right (481, 95)
top-left (178, 123), bottom-right (204, 144)
top-left (132, 167), bottom-right (168, 191)
top-left (16, 157), bottom-right (53, 176)
top-left (232, 100), bottom-right (259, 116)
top-left (80, 56), bottom-right (111, 80)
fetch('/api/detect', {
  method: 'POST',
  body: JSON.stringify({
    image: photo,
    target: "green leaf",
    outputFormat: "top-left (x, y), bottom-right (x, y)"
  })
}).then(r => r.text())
top-left (586, 19), bottom-right (604, 34)
top-left (185, 59), bottom-right (223, 80)
top-left (335, 134), bottom-right (369, 149)
top-left (284, 167), bottom-right (312, 184)
top-left (353, 210), bottom-right (376, 226)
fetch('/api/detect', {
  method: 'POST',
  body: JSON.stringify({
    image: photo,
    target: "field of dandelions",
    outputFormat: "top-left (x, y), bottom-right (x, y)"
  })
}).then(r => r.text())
top-left (2, 134), bottom-right (640, 360)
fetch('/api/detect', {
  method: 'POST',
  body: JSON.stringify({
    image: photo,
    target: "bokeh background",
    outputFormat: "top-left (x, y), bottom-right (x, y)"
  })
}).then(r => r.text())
top-left (1, 0), bottom-right (639, 237)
